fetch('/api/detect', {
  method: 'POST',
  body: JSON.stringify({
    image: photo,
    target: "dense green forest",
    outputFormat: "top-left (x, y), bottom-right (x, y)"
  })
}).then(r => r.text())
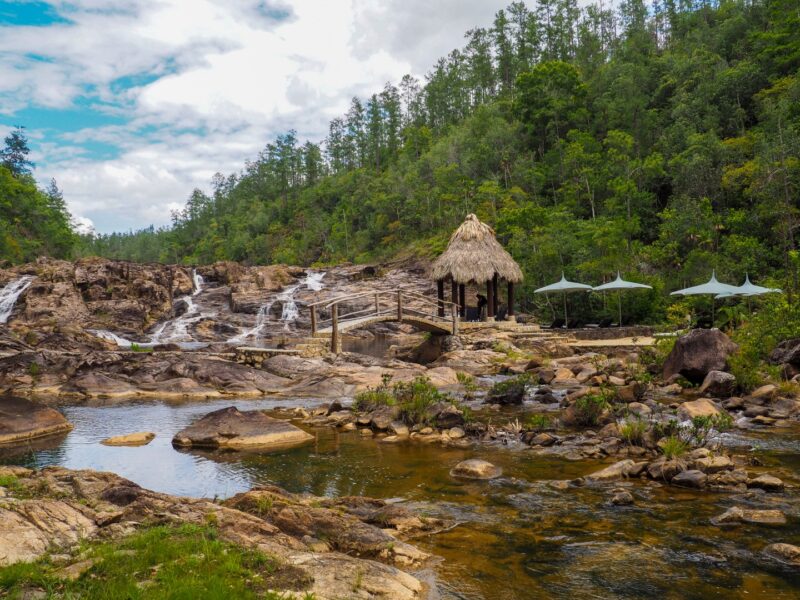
top-left (43, 1), bottom-right (800, 319)
top-left (0, 127), bottom-right (76, 264)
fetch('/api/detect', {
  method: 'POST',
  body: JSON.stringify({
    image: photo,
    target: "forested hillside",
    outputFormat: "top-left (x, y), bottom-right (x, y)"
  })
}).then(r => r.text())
top-left (79, 0), bottom-right (799, 315)
top-left (0, 127), bottom-right (76, 264)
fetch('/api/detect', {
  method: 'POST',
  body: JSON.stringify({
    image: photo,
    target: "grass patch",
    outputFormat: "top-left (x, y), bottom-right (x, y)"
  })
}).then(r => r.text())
top-left (526, 413), bottom-right (552, 432)
top-left (659, 436), bottom-right (689, 459)
top-left (619, 417), bottom-right (648, 446)
top-left (487, 374), bottom-right (530, 404)
top-left (130, 343), bottom-right (153, 353)
top-left (0, 524), bottom-right (314, 600)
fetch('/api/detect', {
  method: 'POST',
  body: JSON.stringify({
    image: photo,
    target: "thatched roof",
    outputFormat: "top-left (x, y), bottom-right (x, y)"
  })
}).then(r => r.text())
top-left (431, 214), bottom-right (524, 284)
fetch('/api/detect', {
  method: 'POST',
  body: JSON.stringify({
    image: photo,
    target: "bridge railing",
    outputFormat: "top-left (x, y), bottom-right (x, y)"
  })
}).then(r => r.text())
top-left (308, 287), bottom-right (460, 351)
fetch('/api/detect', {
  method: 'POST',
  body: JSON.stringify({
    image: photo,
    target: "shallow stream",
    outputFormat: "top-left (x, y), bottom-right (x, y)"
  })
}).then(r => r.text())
top-left (3, 398), bottom-right (800, 599)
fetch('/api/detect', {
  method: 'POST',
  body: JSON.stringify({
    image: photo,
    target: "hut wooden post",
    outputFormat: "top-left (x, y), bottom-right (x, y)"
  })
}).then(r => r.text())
top-left (331, 304), bottom-right (340, 354)
top-left (451, 279), bottom-right (458, 311)
top-left (486, 278), bottom-right (495, 320)
top-left (437, 280), bottom-right (445, 317)
top-left (459, 284), bottom-right (466, 318)
top-left (492, 274), bottom-right (499, 317)
top-left (452, 303), bottom-right (459, 335)
top-left (310, 305), bottom-right (317, 335)
top-left (507, 281), bottom-right (515, 320)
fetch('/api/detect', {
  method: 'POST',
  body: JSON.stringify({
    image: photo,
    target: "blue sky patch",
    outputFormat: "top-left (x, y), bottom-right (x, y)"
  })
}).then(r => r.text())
top-left (0, 1), bottom-right (70, 26)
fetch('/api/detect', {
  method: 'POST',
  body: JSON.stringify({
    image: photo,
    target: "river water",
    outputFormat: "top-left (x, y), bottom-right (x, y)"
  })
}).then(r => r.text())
top-left (2, 398), bottom-right (800, 599)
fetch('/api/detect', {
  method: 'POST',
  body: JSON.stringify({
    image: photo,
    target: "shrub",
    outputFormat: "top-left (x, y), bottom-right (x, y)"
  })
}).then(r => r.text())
top-left (353, 387), bottom-right (395, 412)
top-left (526, 413), bottom-right (552, 432)
top-left (660, 435), bottom-right (688, 459)
top-left (354, 376), bottom-right (456, 426)
top-left (619, 417), bottom-right (648, 446)
top-left (130, 343), bottom-right (152, 353)
top-left (572, 393), bottom-right (610, 426)
top-left (457, 371), bottom-right (478, 399)
top-left (488, 374), bottom-right (530, 404)
top-left (688, 413), bottom-right (733, 447)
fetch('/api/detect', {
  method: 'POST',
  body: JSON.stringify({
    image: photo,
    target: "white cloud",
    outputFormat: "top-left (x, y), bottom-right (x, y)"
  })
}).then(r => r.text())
top-left (1, 0), bottom-right (511, 233)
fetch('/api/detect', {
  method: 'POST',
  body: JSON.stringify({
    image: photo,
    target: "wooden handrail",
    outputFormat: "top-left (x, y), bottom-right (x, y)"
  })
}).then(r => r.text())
top-left (309, 287), bottom-right (459, 309)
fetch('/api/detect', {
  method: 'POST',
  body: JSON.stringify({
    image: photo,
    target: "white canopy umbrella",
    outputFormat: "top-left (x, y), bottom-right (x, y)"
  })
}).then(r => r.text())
top-left (735, 274), bottom-right (782, 297)
top-left (534, 273), bottom-right (592, 325)
top-left (593, 272), bottom-right (653, 327)
top-left (671, 271), bottom-right (740, 324)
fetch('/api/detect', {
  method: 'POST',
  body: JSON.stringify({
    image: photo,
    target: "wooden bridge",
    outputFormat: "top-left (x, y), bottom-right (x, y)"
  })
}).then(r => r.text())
top-left (308, 289), bottom-right (459, 353)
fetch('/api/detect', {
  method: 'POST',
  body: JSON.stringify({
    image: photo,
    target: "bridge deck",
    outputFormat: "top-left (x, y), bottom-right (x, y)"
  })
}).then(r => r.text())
top-left (316, 314), bottom-right (452, 337)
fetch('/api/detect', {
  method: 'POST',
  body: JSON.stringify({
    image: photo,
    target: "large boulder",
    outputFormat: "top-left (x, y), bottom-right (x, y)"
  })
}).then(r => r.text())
top-left (172, 406), bottom-right (313, 450)
top-left (769, 338), bottom-right (800, 378)
top-left (0, 397), bottom-right (73, 444)
top-left (663, 329), bottom-right (738, 384)
top-left (698, 370), bottom-right (737, 398)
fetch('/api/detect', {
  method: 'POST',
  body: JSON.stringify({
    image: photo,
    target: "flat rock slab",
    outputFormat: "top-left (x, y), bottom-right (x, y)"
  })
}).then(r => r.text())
top-left (101, 432), bottom-right (155, 447)
top-left (0, 397), bottom-right (73, 445)
top-left (450, 459), bottom-right (502, 480)
top-left (173, 406), bottom-right (313, 450)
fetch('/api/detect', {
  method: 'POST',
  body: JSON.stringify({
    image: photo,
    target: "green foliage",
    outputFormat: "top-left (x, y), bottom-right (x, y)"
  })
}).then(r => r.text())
top-left (129, 343), bottom-right (153, 353)
top-left (688, 414), bottom-right (734, 448)
top-left (660, 436), bottom-right (689, 460)
top-left (619, 417), bottom-right (647, 446)
top-left (488, 373), bottom-right (530, 402)
top-left (526, 413), bottom-right (552, 432)
top-left (0, 524), bottom-right (313, 599)
top-left (354, 376), bottom-right (457, 426)
top-left (730, 295), bottom-right (800, 391)
top-left (572, 392), bottom-right (610, 427)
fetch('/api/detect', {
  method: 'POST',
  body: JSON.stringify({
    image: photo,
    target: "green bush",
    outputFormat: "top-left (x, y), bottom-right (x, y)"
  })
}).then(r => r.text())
top-left (619, 417), bottom-right (648, 446)
top-left (526, 413), bottom-right (552, 432)
top-left (572, 393), bottom-right (610, 426)
top-left (660, 436), bottom-right (688, 459)
top-left (488, 374), bottom-right (530, 404)
top-left (354, 376), bottom-right (456, 426)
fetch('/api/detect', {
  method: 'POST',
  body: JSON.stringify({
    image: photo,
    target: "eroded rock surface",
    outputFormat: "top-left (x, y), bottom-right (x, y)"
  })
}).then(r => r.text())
top-left (0, 397), bottom-right (73, 444)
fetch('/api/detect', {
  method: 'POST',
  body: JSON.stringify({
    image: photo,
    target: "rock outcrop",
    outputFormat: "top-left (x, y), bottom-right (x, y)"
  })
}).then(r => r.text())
top-left (173, 406), bottom-right (314, 450)
top-left (0, 397), bottom-right (73, 444)
top-left (0, 467), bottom-right (435, 599)
top-left (663, 329), bottom-right (738, 384)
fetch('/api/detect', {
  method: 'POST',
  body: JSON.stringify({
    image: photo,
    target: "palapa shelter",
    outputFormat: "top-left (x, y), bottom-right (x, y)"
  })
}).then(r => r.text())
top-left (431, 214), bottom-right (524, 320)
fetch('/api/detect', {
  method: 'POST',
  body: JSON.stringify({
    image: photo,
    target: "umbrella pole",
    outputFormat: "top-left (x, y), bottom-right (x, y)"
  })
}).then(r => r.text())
top-left (563, 292), bottom-right (568, 326)
top-left (711, 297), bottom-right (715, 328)
top-left (618, 291), bottom-right (622, 327)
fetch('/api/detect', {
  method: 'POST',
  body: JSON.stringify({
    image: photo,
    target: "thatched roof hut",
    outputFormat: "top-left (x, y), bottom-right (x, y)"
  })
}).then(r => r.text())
top-left (431, 214), bottom-right (523, 321)
top-left (432, 214), bottom-right (523, 284)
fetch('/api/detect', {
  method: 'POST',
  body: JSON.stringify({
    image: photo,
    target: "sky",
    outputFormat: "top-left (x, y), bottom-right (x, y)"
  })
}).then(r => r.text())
top-left (0, 0), bottom-right (514, 234)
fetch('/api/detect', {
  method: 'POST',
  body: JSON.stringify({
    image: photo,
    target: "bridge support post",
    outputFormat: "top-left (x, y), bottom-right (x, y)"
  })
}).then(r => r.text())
top-left (331, 304), bottom-right (341, 354)
top-left (397, 290), bottom-right (403, 322)
top-left (437, 280), bottom-right (444, 317)
top-left (310, 305), bottom-right (317, 336)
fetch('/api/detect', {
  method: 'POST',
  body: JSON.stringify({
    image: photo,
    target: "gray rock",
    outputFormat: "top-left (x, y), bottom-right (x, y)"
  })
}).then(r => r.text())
top-left (663, 329), bottom-right (738, 384)
top-left (450, 459), bottom-right (502, 480)
top-left (671, 469), bottom-right (707, 489)
top-left (699, 370), bottom-right (737, 398)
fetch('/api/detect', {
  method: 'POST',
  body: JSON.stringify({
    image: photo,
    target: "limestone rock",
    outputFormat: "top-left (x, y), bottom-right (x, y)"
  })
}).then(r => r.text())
top-left (450, 459), bottom-right (502, 480)
top-left (698, 370), bottom-right (737, 398)
top-left (585, 460), bottom-right (635, 482)
top-left (748, 474), bottom-right (785, 492)
top-left (711, 506), bottom-right (786, 526)
top-left (763, 543), bottom-right (800, 566)
top-left (0, 397), bottom-right (73, 445)
top-left (677, 398), bottom-right (723, 421)
top-left (671, 469), bottom-right (707, 489)
top-left (101, 432), bottom-right (155, 447)
top-left (172, 406), bottom-right (313, 450)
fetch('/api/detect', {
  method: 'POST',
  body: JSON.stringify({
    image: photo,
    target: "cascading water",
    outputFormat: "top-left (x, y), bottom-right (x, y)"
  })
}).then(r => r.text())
top-left (92, 268), bottom-right (208, 348)
top-left (229, 271), bottom-right (326, 343)
top-left (0, 276), bottom-right (34, 324)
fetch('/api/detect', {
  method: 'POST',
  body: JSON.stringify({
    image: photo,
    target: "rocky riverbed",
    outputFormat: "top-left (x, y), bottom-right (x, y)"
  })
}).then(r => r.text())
top-left (2, 259), bottom-right (800, 597)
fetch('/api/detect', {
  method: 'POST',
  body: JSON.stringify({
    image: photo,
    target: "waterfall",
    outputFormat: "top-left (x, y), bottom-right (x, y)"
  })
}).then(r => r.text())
top-left (229, 270), bottom-right (326, 342)
top-left (192, 269), bottom-right (204, 296)
top-left (90, 329), bottom-right (134, 348)
top-left (0, 276), bottom-right (34, 324)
